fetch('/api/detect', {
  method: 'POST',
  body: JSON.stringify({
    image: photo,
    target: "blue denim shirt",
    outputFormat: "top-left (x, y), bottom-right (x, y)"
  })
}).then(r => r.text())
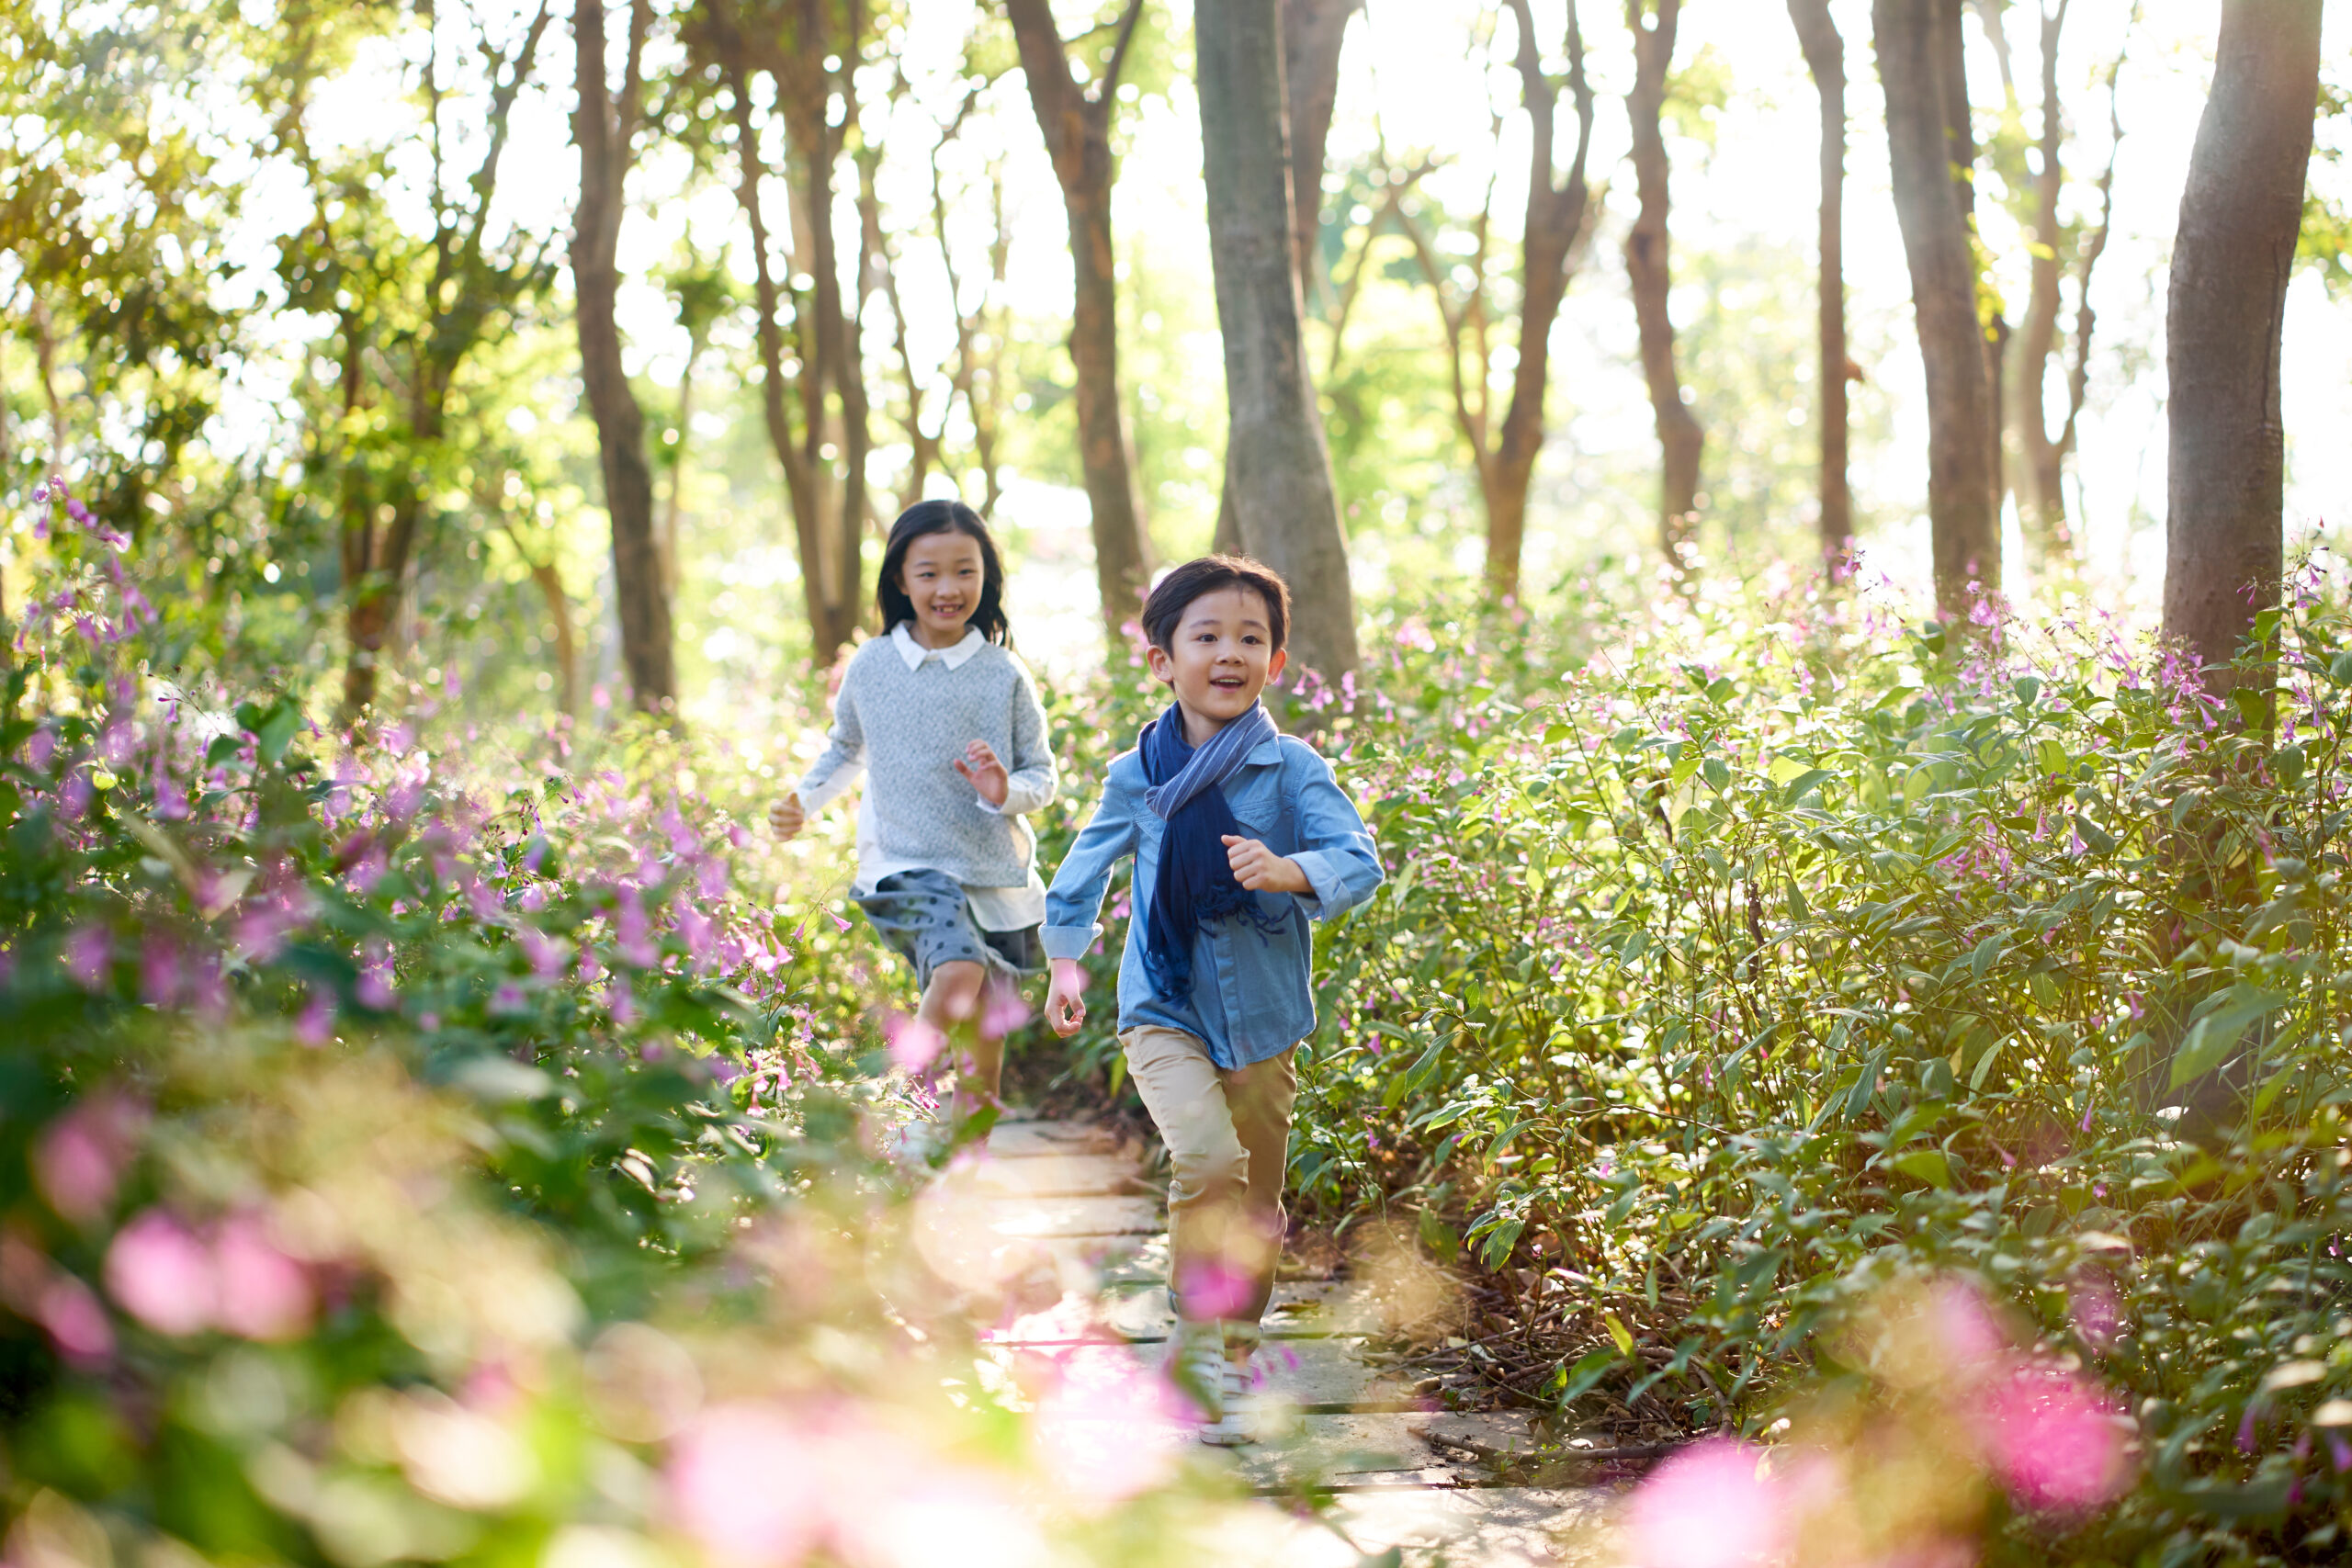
top-left (1043, 733), bottom-right (1385, 1067)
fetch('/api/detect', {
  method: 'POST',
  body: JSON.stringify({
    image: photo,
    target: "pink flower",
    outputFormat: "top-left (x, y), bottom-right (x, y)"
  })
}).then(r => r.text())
top-left (1976, 1369), bottom-right (2132, 1511)
top-left (884, 1012), bottom-right (944, 1073)
top-left (38, 1274), bottom-right (117, 1363)
top-left (666, 1404), bottom-right (824, 1565)
top-left (63, 924), bottom-right (112, 991)
top-left (105, 1210), bottom-right (216, 1335)
top-left (213, 1214), bottom-right (313, 1340)
top-left (296, 985), bottom-right (336, 1045)
top-left (1927, 1278), bottom-right (2009, 1376)
top-left (1173, 1260), bottom-right (1257, 1320)
top-left (520, 929), bottom-right (569, 983)
top-left (34, 1096), bottom-right (147, 1224)
top-left (1625, 1437), bottom-right (1791, 1568)
top-left (616, 894), bottom-right (658, 968)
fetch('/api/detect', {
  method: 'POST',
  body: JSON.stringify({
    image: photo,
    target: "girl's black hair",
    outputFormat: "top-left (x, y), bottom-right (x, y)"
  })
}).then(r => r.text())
top-left (875, 500), bottom-right (1009, 645)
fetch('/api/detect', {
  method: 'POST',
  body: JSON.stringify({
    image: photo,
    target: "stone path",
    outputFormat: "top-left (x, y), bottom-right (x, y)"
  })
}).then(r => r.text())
top-left (939, 1114), bottom-right (1609, 1566)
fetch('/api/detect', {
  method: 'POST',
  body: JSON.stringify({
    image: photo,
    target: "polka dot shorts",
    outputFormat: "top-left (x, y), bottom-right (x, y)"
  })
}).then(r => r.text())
top-left (854, 868), bottom-right (1044, 990)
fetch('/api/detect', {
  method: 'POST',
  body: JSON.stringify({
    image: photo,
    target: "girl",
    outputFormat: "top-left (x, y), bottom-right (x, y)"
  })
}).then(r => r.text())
top-left (770, 500), bottom-right (1057, 1148)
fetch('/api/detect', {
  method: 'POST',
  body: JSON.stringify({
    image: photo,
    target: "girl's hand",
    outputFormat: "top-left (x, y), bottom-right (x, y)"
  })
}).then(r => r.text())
top-left (768, 793), bottom-right (805, 840)
top-left (953, 739), bottom-right (1011, 807)
top-left (1221, 836), bottom-right (1312, 895)
top-left (1045, 958), bottom-right (1089, 1036)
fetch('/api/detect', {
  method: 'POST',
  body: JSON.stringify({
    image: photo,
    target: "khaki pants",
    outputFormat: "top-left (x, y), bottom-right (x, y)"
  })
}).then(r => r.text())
top-left (1120, 1025), bottom-right (1297, 1325)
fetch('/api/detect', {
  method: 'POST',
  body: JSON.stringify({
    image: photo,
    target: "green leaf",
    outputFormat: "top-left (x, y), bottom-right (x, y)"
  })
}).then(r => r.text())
top-left (1781, 767), bottom-right (1834, 805)
top-left (2170, 985), bottom-right (2293, 1089)
top-left (1968, 932), bottom-right (2007, 980)
top-left (1968, 1035), bottom-right (2003, 1091)
top-left (1602, 1311), bottom-right (1634, 1358)
top-left (2072, 814), bottom-right (2117, 854)
top-left (1556, 1349), bottom-right (1620, 1405)
top-left (1890, 1148), bottom-right (1952, 1188)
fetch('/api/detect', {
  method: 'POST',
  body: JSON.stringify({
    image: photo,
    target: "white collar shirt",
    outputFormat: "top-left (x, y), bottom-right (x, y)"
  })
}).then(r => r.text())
top-left (891, 621), bottom-right (987, 671)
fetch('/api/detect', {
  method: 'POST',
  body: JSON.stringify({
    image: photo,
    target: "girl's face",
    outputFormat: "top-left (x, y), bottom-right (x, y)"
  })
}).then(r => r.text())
top-left (899, 529), bottom-right (986, 647)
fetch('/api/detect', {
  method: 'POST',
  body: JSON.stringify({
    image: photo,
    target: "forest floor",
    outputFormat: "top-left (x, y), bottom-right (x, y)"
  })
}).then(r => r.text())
top-left (951, 1111), bottom-right (1627, 1564)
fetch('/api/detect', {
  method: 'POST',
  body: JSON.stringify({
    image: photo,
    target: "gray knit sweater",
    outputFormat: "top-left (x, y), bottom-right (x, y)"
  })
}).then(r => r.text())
top-left (795, 625), bottom-right (1057, 927)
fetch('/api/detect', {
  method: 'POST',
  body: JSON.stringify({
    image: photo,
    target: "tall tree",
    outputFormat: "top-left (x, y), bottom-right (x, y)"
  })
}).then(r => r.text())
top-left (1787, 0), bottom-right (1849, 563)
top-left (271, 1), bottom-right (560, 716)
top-left (1195, 0), bottom-right (1357, 685)
top-left (571, 0), bottom-right (675, 716)
top-left (1873, 0), bottom-right (1999, 615)
top-left (690, 0), bottom-right (875, 664)
top-left (2002, 1), bottom-right (2128, 570)
top-left (1394, 0), bottom-right (1597, 600)
top-left (1625, 0), bottom-right (1702, 565)
top-left (2164, 0), bottom-right (2324, 694)
top-left (1281, 0), bottom-right (1363, 308)
top-left (1003, 0), bottom-right (1154, 640)
top-left (1211, 0), bottom-right (1363, 558)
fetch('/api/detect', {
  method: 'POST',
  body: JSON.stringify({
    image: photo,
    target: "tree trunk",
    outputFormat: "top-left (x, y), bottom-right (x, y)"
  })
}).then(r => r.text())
top-left (1487, 0), bottom-right (1595, 601)
top-left (1788, 0), bottom-right (1849, 563)
top-left (571, 0), bottom-right (675, 717)
top-left (695, 0), bottom-right (866, 664)
top-left (2164, 0), bottom-right (2324, 695)
top-left (1196, 0), bottom-right (1357, 687)
top-left (1872, 0), bottom-right (1999, 615)
top-left (1005, 0), bottom-right (1154, 639)
top-left (1626, 0), bottom-right (1703, 566)
top-left (527, 556), bottom-right (582, 719)
top-left (2010, 1), bottom-right (2069, 568)
top-left (661, 331), bottom-right (698, 598)
top-left (1281, 0), bottom-right (1363, 310)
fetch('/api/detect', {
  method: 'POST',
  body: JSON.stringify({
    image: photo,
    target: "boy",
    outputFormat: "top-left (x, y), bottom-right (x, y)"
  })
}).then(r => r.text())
top-left (1042, 556), bottom-right (1384, 1445)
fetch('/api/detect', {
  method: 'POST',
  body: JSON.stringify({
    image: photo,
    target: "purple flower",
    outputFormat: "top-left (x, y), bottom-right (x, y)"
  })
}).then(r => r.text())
top-left (64, 926), bottom-right (111, 992)
top-left (295, 986), bottom-right (335, 1045)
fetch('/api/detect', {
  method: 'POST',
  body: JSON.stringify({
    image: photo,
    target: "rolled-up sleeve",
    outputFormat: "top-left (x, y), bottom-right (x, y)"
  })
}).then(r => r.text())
top-left (1042, 776), bottom-right (1138, 962)
top-left (1283, 762), bottom-right (1385, 922)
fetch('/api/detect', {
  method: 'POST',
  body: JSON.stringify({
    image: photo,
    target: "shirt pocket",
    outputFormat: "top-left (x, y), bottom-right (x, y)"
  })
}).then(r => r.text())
top-left (1223, 768), bottom-right (1293, 850)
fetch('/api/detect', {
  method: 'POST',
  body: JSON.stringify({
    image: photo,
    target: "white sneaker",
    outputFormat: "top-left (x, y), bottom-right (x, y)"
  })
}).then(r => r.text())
top-left (1167, 1322), bottom-right (1226, 1423)
top-left (1197, 1340), bottom-right (1259, 1447)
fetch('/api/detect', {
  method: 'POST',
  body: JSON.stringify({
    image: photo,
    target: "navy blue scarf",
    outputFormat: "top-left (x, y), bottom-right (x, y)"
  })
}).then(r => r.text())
top-left (1137, 701), bottom-right (1285, 998)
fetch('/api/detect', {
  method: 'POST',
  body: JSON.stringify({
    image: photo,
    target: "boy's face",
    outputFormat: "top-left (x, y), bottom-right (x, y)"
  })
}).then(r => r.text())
top-left (899, 530), bottom-right (985, 644)
top-left (1146, 585), bottom-right (1287, 733)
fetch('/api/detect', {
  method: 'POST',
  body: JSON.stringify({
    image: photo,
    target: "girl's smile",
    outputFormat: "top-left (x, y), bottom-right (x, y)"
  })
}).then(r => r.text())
top-left (899, 530), bottom-right (987, 648)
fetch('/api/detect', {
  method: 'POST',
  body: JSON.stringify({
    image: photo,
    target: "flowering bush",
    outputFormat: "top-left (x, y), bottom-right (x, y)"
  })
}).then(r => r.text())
top-left (0, 487), bottom-right (1265, 1568)
top-left (1258, 568), bottom-right (2352, 1564)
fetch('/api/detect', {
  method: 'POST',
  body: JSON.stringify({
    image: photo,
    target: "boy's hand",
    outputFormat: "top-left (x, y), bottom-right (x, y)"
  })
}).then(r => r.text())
top-left (768, 793), bottom-right (805, 840)
top-left (953, 740), bottom-right (1011, 807)
top-left (1045, 958), bottom-right (1089, 1036)
top-left (1221, 836), bottom-right (1312, 895)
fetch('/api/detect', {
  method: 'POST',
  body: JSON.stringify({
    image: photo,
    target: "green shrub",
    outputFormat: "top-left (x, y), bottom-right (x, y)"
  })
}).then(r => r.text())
top-left (1288, 575), bottom-right (2352, 1564)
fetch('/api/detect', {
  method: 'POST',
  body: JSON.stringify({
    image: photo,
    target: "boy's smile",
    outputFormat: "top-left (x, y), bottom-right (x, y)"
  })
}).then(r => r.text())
top-left (900, 530), bottom-right (985, 648)
top-left (1147, 585), bottom-right (1288, 746)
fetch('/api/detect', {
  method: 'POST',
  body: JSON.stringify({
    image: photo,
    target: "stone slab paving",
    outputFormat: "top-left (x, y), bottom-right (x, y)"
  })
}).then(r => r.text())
top-left (957, 1115), bottom-right (1606, 1566)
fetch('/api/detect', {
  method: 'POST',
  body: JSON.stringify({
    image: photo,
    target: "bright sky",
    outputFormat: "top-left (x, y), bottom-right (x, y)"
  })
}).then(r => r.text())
top-left (202, 0), bottom-right (2351, 665)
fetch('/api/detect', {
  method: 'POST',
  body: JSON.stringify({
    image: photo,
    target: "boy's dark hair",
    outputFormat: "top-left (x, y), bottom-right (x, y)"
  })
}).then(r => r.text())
top-left (876, 499), bottom-right (1008, 644)
top-left (1139, 555), bottom-right (1291, 654)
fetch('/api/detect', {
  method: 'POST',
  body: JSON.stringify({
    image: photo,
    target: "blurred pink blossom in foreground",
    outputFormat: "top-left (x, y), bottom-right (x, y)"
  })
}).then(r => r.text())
top-left (1172, 1258), bottom-right (1257, 1321)
top-left (665, 1404), bottom-right (824, 1565)
top-left (33, 1095), bottom-right (148, 1223)
top-left (1027, 1342), bottom-right (1189, 1503)
top-left (1625, 1438), bottom-right (1791, 1568)
top-left (103, 1208), bottom-right (314, 1340)
top-left (882, 1011), bottom-right (944, 1073)
top-left (1976, 1369), bottom-right (2132, 1512)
